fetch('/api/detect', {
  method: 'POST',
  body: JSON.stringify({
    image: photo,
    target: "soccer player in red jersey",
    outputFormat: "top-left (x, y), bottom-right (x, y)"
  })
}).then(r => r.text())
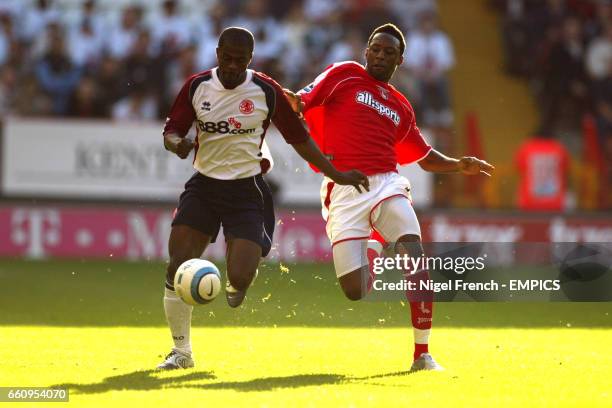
top-left (285, 23), bottom-right (494, 371)
top-left (158, 27), bottom-right (368, 370)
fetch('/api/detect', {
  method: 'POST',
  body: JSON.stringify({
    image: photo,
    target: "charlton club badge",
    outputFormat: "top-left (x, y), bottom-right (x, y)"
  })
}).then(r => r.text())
top-left (239, 99), bottom-right (254, 114)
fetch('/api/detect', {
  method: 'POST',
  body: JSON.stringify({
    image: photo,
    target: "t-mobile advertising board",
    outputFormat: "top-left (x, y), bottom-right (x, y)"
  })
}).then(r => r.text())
top-left (1, 205), bottom-right (610, 262)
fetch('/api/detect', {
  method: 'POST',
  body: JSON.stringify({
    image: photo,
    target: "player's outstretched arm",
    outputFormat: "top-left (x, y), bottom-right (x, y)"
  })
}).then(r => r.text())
top-left (419, 149), bottom-right (494, 176)
top-left (164, 132), bottom-right (195, 159)
top-left (292, 138), bottom-right (370, 192)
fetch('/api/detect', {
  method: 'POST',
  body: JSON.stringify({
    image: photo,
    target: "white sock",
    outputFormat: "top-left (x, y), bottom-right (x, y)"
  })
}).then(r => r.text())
top-left (413, 328), bottom-right (431, 345)
top-left (163, 287), bottom-right (193, 355)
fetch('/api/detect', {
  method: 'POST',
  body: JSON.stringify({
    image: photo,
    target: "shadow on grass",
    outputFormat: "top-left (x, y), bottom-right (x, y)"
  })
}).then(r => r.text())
top-left (52, 369), bottom-right (216, 394)
top-left (51, 369), bottom-right (419, 394)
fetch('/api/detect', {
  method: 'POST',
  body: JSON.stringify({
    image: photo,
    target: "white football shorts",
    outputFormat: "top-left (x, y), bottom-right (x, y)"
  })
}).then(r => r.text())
top-left (319, 171), bottom-right (421, 277)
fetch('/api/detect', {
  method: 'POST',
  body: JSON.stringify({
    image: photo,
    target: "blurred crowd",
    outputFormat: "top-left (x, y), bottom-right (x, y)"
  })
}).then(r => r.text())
top-left (0, 0), bottom-right (454, 128)
top-left (495, 0), bottom-right (612, 147)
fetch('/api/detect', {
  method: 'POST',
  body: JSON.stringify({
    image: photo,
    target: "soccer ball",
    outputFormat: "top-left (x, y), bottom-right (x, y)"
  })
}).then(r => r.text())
top-left (174, 259), bottom-right (222, 305)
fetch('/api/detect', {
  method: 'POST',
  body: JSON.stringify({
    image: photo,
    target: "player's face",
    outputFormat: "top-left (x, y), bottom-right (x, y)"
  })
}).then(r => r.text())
top-left (365, 33), bottom-right (403, 82)
top-left (216, 44), bottom-right (253, 89)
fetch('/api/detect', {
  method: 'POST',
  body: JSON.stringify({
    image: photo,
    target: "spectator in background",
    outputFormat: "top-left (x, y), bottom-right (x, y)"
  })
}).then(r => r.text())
top-left (404, 11), bottom-right (455, 128)
top-left (584, 0), bottom-right (612, 40)
top-left (67, 76), bottom-right (107, 118)
top-left (34, 24), bottom-right (81, 115)
top-left (592, 57), bottom-right (612, 147)
top-left (0, 65), bottom-right (17, 116)
top-left (164, 45), bottom-right (197, 113)
top-left (303, 0), bottom-right (343, 22)
top-left (280, 2), bottom-right (309, 87)
top-left (539, 16), bottom-right (589, 136)
top-left (324, 28), bottom-right (364, 66)
top-left (107, 6), bottom-right (142, 60)
top-left (346, 0), bottom-right (395, 38)
top-left (586, 23), bottom-right (612, 81)
top-left (123, 29), bottom-right (164, 112)
top-left (389, 0), bottom-right (437, 32)
top-left (230, 0), bottom-right (285, 66)
top-left (94, 56), bottom-right (124, 110)
top-left (0, 13), bottom-right (13, 66)
top-left (20, 0), bottom-right (60, 43)
top-left (150, 0), bottom-right (192, 56)
top-left (529, 0), bottom-right (568, 37)
top-left (499, 0), bottom-right (534, 76)
top-left (111, 82), bottom-right (157, 121)
top-left (66, 0), bottom-right (106, 39)
top-left (515, 133), bottom-right (571, 211)
top-left (68, 19), bottom-right (104, 69)
top-left (14, 73), bottom-right (53, 116)
top-left (195, 2), bottom-right (229, 70)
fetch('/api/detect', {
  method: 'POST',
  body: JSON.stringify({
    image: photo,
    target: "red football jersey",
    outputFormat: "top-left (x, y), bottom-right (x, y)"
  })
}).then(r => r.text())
top-left (299, 61), bottom-right (432, 175)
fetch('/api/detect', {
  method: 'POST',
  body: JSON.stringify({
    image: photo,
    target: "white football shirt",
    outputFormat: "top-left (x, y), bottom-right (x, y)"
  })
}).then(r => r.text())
top-left (164, 67), bottom-right (309, 180)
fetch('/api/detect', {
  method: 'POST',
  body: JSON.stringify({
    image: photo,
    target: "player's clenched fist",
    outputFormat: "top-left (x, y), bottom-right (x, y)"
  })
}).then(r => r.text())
top-left (164, 133), bottom-right (195, 159)
top-left (458, 156), bottom-right (495, 177)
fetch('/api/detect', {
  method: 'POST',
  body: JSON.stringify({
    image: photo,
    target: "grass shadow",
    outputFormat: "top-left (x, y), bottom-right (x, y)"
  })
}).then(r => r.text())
top-left (52, 368), bottom-right (421, 394)
top-left (52, 369), bottom-right (216, 394)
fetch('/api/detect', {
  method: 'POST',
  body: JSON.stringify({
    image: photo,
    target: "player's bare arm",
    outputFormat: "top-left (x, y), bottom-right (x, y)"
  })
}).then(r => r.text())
top-left (291, 138), bottom-right (370, 192)
top-left (419, 149), bottom-right (495, 177)
top-left (164, 132), bottom-right (195, 159)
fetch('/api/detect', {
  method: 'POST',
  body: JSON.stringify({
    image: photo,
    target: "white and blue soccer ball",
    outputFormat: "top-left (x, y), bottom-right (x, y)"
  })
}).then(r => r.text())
top-left (174, 259), bottom-right (221, 305)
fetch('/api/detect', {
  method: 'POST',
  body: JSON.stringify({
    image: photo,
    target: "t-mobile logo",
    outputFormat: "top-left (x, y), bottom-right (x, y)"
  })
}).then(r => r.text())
top-left (11, 209), bottom-right (61, 258)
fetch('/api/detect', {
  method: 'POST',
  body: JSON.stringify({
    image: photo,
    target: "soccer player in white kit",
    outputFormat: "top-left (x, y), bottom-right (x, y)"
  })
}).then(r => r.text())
top-left (158, 27), bottom-right (368, 370)
top-left (285, 23), bottom-right (494, 371)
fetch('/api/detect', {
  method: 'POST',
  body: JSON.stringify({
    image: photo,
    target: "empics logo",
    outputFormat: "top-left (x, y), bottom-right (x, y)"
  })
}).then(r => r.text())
top-left (355, 91), bottom-right (400, 126)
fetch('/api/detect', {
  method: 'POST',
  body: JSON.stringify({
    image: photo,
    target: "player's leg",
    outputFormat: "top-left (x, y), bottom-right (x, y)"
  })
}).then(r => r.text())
top-left (159, 173), bottom-right (221, 370)
top-left (335, 239), bottom-right (371, 300)
top-left (222, 173), bottom-right (275, 307)
top-left (322, 178), bottom-right (375, 301)
top-left (372, 196), bottom-right (443, 371)
top-left (158, 225), bottom-right (212, 370)
top-left (225, 238), bottom-right (262, 307)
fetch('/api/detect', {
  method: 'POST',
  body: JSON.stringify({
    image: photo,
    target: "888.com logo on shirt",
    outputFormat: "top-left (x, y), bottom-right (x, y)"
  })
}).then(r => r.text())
top-left (197, 117), bottom-right (256, 134)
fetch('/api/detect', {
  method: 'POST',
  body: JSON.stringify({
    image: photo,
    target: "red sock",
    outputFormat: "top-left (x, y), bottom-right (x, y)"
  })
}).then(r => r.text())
top-left (414, 343), bottom-right (429, 360)
top-left (406, 271), bottom-right (433, 360)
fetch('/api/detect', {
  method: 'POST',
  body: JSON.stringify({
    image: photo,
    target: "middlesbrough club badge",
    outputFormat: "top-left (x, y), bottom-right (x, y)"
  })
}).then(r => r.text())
top-left (239, 99), bottom-right (254, 114)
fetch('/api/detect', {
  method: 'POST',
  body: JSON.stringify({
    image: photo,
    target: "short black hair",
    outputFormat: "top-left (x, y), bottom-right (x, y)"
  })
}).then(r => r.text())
top-left (218, 27), bottom-right (255, 51)
top-left (368, 23), bottom-right (405, 55)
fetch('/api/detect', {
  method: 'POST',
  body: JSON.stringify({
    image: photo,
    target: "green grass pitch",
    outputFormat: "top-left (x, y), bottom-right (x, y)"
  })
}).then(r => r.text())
top-left (0, 259), bottom-right (610, 407)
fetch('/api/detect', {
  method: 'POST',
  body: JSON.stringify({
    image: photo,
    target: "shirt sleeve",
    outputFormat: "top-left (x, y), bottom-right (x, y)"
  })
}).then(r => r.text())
top-left (298, 63), bottom-right (345, 112)
top-left (269, 79), bottom-right (310, 145)
top-left (395, 105), bottom-right (432, 164)
top-left (396, 124), bottom-right (433, 164)
top-left (162, 75), bottom-right (196, 137)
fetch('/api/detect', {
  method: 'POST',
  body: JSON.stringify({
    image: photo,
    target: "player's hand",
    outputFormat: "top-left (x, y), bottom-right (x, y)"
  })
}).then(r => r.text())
top-left (165, 135), bottom-right (195, 159)
top-left (283, 88), bottom-right (304, 116)
top-left (458, 156), bottom-right (495, 177)
top-left (331, 170), bottom-right (370, 193)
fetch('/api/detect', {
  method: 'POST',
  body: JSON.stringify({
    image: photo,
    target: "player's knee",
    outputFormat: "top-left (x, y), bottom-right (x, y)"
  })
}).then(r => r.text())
top-left (396, 234), bottom-right (424, 258)
top-left (339, 270), bottom-right (366, 301)
top-left (227, 266), bottom-right (256, 291)
top-left (343, 287), bottom-right (364, 301)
